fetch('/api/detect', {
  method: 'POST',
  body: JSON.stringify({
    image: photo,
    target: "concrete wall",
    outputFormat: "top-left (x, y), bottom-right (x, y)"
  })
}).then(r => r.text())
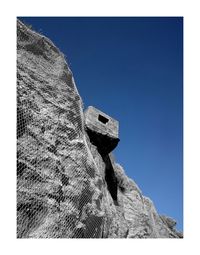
top-left (84, 106), bottom-right (119, 139)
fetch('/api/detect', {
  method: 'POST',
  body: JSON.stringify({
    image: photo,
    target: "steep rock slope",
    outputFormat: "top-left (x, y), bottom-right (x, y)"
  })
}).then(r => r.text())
top-left (17, 20), bottom-right (182, 238)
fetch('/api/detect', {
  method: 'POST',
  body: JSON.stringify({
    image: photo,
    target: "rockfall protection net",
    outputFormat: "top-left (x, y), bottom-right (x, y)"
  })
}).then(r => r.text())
top-left (17, 81), bottom-right (105, 238)
top-left (17, 23), bottom-right (105, 238)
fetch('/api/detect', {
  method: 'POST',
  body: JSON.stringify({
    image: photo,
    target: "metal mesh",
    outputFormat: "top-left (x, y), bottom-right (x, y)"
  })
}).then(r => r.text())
top-left (17, 20), bottom-right (105, 238)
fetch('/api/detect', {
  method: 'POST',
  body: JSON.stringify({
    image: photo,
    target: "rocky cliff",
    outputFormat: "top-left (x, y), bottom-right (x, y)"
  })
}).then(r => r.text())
top-left (17, 19), bottom-right (182, 238)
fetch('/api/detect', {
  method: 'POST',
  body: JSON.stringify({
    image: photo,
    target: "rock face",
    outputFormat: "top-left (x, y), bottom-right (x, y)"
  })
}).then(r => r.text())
top-left (17, 20), bottom-right (182, 238)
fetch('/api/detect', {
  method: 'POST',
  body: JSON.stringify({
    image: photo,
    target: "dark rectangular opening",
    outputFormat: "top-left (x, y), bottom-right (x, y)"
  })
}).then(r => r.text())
top-left (98, 114), bottom-right (109, 124)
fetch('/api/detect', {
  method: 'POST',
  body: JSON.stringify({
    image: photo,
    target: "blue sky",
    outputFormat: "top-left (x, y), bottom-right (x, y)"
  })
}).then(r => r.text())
top-left (18, 17), bottom-right (183, 231)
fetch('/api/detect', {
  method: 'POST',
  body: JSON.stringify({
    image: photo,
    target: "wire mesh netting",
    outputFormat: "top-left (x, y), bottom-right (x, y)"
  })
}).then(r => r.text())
top-left (17, 20), bottom-right (106, 238)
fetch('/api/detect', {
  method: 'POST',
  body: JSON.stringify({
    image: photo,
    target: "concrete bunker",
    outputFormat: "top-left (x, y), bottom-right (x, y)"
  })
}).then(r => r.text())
top-left (84, 106), bottom-right (119, 205)
top-left (84, 106), bottom-right (119, 155)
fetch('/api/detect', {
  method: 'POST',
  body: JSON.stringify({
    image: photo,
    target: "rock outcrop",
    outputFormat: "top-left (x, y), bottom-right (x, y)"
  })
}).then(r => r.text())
top-left (17, 19), bottom-right (182, 238)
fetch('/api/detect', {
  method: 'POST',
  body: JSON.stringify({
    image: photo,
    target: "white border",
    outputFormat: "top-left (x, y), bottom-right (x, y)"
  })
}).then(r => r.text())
top-left (1, 0), bottom-right (200, 254)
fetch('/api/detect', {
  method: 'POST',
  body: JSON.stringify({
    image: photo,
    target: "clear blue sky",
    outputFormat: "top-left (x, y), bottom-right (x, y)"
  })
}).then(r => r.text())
top-left (18, 17), bottom-right (183, 231)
